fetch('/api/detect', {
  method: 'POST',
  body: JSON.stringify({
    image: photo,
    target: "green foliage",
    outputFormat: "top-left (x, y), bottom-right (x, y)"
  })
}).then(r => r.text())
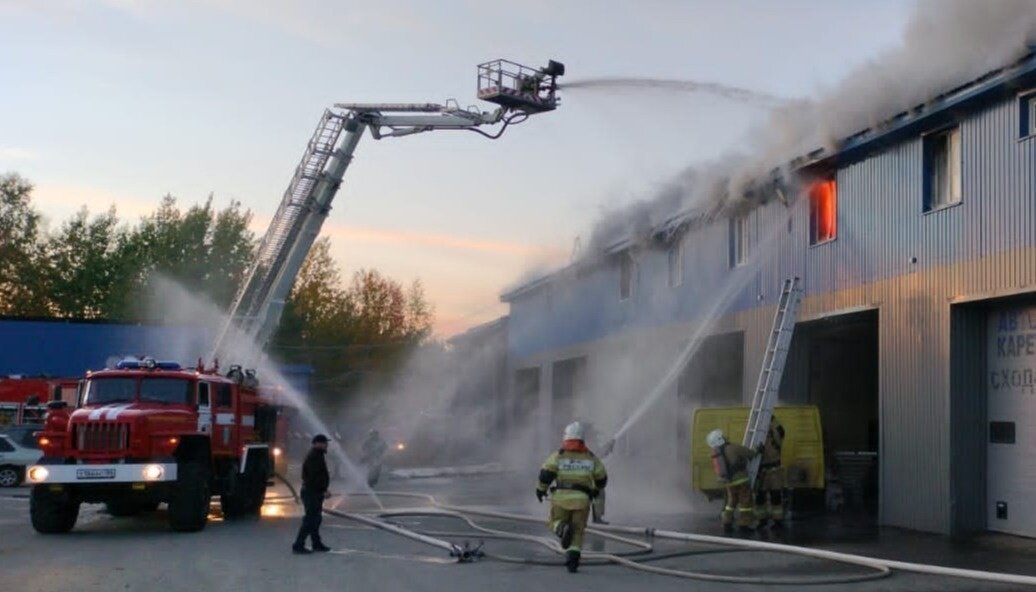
top-left (126, 195), bottom-right (255, 316)
top-left (46, 207), bottom-right (135, 318)
top-left (0, 174), bottom-right (48, 316)
top-left (272, 237), bottom-right (433, 396)
top-left (0, 173), bottom-right (435, 398)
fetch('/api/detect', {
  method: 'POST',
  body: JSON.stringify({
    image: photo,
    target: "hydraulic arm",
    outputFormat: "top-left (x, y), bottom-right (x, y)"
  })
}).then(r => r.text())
top-left (212, 59), bottom-right (564, 359)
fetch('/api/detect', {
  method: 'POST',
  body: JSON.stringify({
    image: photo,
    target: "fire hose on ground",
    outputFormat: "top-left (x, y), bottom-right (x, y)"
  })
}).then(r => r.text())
top-left (272, 476), bottom-right (1036, 587)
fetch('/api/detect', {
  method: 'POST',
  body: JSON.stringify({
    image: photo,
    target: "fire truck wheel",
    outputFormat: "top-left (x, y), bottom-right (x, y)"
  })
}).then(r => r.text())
top-left (30, 486), bottom-right (79, 534)
top-left (243, 468), bottom-right (267, 515)
top-left (168, 462), bottom-right (210, 532)
top-left (220, 463), bottom-right (265, 518)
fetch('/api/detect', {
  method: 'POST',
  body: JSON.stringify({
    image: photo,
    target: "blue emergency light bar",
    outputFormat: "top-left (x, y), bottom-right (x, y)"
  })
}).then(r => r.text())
top-left (114, 357), bottom-right (182, 371)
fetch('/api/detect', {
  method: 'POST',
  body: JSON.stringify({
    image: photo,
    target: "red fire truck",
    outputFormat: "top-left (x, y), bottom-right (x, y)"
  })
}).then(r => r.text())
top-left (0, 376), bottom-right (78, 426)
top-left (27, 357), bottom-right (288, 533)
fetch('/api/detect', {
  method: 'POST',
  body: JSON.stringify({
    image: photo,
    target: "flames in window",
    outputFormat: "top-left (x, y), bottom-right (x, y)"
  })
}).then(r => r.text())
top-left (809, 178), bottom-right (837, 244)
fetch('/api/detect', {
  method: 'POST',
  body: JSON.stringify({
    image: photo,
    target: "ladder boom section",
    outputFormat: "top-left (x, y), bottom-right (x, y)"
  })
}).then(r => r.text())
top-left (743, 277), bottom-right (802, 485)
top-left (213, 111), bottom-right (365, 358)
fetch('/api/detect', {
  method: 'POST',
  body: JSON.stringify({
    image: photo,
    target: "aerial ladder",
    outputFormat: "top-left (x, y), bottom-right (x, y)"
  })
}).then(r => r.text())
top-left (211, 59), bottom-right (565, 360)
top-left (743, 277), bottom-right (802, 485)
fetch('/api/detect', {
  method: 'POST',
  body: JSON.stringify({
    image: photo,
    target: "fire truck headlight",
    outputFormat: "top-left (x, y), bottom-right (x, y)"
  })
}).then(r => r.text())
top-left (272, 447), bottom-right (282, 457)
top-left (142, 464), bottom-right (164, 481)
top-left (27, 466), bottom-right (49, 483)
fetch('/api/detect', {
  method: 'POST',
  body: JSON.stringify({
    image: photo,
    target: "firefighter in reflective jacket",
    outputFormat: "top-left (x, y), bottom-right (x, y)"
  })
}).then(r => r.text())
top-left (706, 428), bottom-right (758, 533)
top-left (536, 421), bottom-right (608, 573)
top-left (756, 415), bottom-right (786, 527)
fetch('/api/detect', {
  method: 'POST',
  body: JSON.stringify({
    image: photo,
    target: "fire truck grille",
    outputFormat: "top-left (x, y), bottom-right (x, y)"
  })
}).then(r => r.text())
top-left (75, 423), bottom-right (130, 452)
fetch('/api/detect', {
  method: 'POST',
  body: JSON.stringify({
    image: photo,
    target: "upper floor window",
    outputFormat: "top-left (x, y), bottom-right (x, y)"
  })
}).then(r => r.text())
top-left (667, 240), bottom-right (683, 288)
top-left (619, 252), bottom-right (634, 301)
top-left (1021, 92), bottom-right (1036, 139)
top-left (728, 214), bottom-right (749, 267)
top-left (923, 126), bottom-right (962, 211)
top-left (809, 178), bottom-right (837, 245)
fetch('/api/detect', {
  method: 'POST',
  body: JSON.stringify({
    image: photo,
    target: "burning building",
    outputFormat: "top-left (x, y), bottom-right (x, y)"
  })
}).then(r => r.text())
top-left (496, 48), bottom-right (1036, 538)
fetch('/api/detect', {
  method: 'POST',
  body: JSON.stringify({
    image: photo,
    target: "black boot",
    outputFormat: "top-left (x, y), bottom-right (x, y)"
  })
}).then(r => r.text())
top-left (292, 544), bottom-right (311, 554)
top-left (312, 541), bottom-right (332, 552)
top-left (565, 550), bottom-right (580, 573)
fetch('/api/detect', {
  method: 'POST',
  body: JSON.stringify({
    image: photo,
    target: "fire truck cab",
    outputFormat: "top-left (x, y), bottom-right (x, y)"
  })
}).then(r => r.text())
top-left (28, 357), bottom-right (285, 533)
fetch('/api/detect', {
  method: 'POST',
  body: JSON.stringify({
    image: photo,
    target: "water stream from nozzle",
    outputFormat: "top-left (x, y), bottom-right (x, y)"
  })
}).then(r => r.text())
top-left (559, 77), bottom-right (784, 107)
top-left (607, 196), bottom-right (803, 445)
top-left (146, 275), bottom-right (384, 510)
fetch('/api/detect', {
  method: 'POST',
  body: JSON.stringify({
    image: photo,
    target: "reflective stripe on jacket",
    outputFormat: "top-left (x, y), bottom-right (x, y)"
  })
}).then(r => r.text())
top-left (537, 444), bottom-right (607, 510)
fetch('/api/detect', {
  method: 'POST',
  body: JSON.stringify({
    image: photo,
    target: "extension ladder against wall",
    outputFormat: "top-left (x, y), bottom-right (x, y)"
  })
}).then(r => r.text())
top-left (743, 276), bottom-right (802, 485)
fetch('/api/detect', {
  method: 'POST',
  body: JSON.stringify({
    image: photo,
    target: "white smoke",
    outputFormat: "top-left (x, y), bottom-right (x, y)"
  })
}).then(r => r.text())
top-left (586, 0), bottom-right (1036, 249)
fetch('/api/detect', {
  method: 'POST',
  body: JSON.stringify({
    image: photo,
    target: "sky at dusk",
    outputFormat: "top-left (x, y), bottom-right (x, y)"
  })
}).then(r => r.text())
top-left (0, 0), bottom-right (914, 335)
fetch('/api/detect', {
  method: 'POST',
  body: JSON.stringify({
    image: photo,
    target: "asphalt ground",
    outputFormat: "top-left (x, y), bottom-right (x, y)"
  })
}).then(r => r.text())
top-left (1, 473), bottom-right (1034, 592)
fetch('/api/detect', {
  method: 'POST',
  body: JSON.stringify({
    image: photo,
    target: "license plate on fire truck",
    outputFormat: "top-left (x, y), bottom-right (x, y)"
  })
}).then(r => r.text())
top-left (76, 468), bottom-right (116, 480)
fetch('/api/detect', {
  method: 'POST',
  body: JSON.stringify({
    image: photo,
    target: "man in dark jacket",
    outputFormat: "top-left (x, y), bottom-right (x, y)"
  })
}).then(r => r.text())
top-left (292, 434), bottom-right (331, 554)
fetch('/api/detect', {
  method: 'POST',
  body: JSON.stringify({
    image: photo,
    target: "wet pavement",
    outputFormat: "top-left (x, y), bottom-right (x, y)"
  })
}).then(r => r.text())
top-left (0, 470), bottom-right (1033, 592)
top-left (389, 468), bottom-right (1036, 579)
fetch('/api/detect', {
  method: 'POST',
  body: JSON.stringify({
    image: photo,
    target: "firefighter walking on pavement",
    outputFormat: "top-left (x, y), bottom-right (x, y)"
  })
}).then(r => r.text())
top-left (707, 428), bottom-right (758, 533)
top-left (536, 421), bottom-right (608, 573)
top-left (293, 434), bottom-right (332, 554)
top-left (756, 415), bottom-right (786, 528)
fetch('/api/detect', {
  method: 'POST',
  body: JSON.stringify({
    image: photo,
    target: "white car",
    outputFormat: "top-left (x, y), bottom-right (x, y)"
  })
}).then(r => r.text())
top-left (0, 433), bottom-right (42, 487)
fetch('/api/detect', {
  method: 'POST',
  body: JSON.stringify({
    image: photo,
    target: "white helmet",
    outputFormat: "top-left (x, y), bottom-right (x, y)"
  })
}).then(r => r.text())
top-left (563, 421), bottom-right (585, 441)
top-left (706, 429), bottom-right (726, 449)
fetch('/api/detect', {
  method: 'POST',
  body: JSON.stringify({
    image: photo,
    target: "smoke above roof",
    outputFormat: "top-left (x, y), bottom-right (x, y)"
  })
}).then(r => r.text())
top-left (585, 0), bottom-right (1036, 253)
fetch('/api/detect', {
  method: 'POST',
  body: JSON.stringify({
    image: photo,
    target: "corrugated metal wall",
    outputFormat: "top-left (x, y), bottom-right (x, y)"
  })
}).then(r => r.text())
top-left (505, 90), bottom-right (1036, 534)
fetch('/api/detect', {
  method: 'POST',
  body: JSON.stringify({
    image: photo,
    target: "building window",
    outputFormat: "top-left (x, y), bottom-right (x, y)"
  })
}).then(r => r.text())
top-left (923, 126), bottom-right (962, 211)
top-left (808, 178), bottom-right (837, 245)
top-left (728, 215), bottom-right (749, 267)
top-left (619, 252), bottom-right (634, 301)
top-left (667, 240), bottom-right (683, 287)
top-left (1021, 92), bottom-right (1036, 139)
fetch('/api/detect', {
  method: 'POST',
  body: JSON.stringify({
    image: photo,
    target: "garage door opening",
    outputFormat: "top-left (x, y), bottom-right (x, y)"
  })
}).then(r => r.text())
top-left (551, 357), bottom-right (587, 440)
top-left (511, 367), bottom-right (540, 431)
top-left (785, 309), bottom-right (880, 518)
top-left (953, 295), bottom-right (1036, 538)
top-left (949, 294), bottom-right (1036, 537)
top-left (677, 331), bottom-right (744, 460)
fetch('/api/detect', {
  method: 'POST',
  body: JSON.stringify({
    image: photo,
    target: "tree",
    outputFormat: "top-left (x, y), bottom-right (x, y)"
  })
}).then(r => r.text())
top-left (405, 279), bottom-right (433, 341)
top-left (122, 195), bottom-right (255, 318)
top-left (45, 207), bottom-right (135, 318)
top-left (0, 173), bottom-right (49, 316)
top-left (2, 173), bottom-right (432, 399)
top-left (271, 237), bottom-right (434, 399)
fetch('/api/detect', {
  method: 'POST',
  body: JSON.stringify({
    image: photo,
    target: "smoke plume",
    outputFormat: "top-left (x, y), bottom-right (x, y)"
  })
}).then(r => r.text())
top-left (584, 0), bottom-right (1036, 250)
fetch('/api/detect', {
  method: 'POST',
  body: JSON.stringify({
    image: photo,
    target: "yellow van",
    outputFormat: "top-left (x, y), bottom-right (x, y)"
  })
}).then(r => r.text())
top-left (691, 405), bottom-right (824, 499)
